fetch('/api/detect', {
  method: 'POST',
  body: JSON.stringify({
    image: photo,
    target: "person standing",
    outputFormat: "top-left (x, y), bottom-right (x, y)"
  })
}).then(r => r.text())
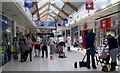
top-left (85, 29), bottom-right (97, 69)
top-left (41, 35), bottom-right (48, 58)
top-left (67, 34), bottom-right (71, 51)
top-left (49, 35), bottom-right (55, 54)
top-left (19, 36), bottom-right (26, 62)
top-left (24, 35), bottom-right (32, 61)
top-left (13, 37), bottom-right (19, 60)
top-left (118, 34), bottom-right (120, 48)
top-left (107, 34), bottom-right (118, 71)
top-left (34, 35), bottom-right (41, 57)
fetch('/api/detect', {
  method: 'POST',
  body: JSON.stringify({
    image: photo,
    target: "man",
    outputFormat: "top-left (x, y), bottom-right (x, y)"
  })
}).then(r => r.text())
top-left (41, 35), bottom-right (48, 58)
top-left (85, 29), bottom-right (97, 69)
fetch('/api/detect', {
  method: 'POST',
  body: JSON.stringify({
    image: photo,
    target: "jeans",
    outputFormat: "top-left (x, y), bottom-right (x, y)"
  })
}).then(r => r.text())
top-left (86, 48), bottom-right (96, 68)
top-left (110, 48), bottom-right (118, 62)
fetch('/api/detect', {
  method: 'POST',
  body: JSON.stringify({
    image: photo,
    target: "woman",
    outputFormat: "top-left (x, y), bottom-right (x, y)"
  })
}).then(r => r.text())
top-left (49, 35), bottom-right (55, 54)
top-left (67, 34), bottom-right (71, 51)
top-left (107, 34), bottom-right (118, 71)
top-left (13, 37), bottom-right (19, 60)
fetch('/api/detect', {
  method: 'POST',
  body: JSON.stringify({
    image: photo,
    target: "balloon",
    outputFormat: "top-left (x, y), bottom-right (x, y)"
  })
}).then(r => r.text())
top-left (63, 18), bottom-right (68, 24)
top-left (24, 0), bottom-right (33, 8)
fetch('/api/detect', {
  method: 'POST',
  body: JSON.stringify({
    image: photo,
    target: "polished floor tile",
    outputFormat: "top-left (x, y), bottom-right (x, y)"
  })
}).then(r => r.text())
top-left (1, 47), bottom-right (120, 71)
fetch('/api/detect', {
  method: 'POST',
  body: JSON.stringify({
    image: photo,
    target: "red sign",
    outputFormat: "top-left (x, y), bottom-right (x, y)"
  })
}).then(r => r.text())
top-left (86, 0), bottom-right (94, 10)
top-left (100, 18), bottom-right (111, 30)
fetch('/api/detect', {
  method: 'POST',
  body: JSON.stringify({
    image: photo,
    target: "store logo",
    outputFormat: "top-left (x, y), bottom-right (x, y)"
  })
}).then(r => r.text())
top-left (102, 21), bottom-right (106, 27)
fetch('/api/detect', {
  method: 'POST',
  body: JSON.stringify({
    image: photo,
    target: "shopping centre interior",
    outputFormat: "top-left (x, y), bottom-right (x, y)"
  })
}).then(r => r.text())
top-left (0, 0), bottom-right (120, 72)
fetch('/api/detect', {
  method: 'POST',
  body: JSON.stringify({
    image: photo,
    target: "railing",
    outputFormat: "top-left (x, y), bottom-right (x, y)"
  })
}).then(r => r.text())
top-left (12, 0), bottom-right (36, 26)
top-left (69, 0), bottom-right (120, 24)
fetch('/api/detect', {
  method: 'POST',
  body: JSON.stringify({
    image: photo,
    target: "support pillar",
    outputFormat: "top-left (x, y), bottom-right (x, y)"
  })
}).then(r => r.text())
top-left (78, 25), bottom-right (80, 37)
top-left (13, 19), bottom-right (16, 37)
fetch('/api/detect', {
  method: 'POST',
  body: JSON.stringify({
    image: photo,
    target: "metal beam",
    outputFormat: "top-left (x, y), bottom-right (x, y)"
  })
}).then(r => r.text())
top-left (52, 11), bottom-right (64, 20)
top-left (39, 8), bottom-right (49, 17)
top-left (51, 4), bottom-right (69, 17)
top-left (32, 2), bottom-right (50, 15)
top-left (48, 14), bottom-right (55, 19)
top-left (64, 2), bottom-right (78, 12)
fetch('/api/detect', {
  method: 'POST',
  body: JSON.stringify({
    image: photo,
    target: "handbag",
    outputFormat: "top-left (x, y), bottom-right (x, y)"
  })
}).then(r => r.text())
top-left (79, 54), bottom-right (87, 68)
top-left (11, 45), bottom-right (15, 53)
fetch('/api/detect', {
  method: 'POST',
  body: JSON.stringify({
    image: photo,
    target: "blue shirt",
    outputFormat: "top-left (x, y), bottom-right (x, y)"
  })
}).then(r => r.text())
top-left (85, 33), bottom-right (95, 49)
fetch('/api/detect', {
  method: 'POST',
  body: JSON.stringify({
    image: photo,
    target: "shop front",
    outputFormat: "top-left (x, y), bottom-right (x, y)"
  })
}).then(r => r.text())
top-left (71, 26), bottom-right (78, 45)
top-left (0, 14), bottom-right (13, 66)
top-left (99, 14), bottom-right (119, 47)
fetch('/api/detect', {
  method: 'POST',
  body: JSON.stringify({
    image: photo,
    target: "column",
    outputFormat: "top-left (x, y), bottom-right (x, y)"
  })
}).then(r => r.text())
top-left (65, 30), bottom-right (66, 37)
top-left (13, 19), bottom-right (16, 37)
top-left (78, 25), bottom-right (80, 37)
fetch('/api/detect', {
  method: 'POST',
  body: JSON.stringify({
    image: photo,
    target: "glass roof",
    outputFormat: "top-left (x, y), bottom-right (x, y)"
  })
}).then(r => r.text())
top-left (37, 0), bottom-right (65, 21)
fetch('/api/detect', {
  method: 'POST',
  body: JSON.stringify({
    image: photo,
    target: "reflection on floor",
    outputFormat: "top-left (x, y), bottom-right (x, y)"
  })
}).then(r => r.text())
top-left (1, 47), bottom-right (120, 71)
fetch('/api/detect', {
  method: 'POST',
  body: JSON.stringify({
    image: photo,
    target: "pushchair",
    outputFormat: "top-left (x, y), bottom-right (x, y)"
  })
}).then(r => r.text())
top-left (99, 46), bottom-right (110, 64)
top-left (58, 43), bottom-right (66, 58)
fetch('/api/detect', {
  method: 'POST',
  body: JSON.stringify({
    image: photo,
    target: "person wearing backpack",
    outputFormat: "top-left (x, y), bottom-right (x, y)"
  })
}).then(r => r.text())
top-left (41, 35), bottom-right (49, 58)
top-left (85, 29), bottom-right (97, 69)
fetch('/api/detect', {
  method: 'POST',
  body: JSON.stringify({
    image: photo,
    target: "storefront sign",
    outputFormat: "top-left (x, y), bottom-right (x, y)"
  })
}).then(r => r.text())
top-left (100, 18), bottom-right (111, 30)
top-left (86, 0), bottom-right (94, 10)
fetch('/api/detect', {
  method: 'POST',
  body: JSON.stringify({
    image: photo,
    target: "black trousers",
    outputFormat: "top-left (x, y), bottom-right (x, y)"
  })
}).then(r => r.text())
top-left (86, 48), bottom-right (96, 68)
top-left (25, 47), bottom-right (32, 61)
top-left (42, 45), bottom-right (48, 57)
top-left (20, 51), bottom-right (25, 61)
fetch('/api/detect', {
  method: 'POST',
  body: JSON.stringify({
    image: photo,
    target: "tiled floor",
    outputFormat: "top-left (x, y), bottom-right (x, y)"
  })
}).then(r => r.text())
top-left (1, 47), bottom-right (120, 71)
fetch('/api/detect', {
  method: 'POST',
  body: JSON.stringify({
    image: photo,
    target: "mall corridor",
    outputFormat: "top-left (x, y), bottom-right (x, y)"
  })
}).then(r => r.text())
top-left (0, 0), bottom-right (120, 72)
top-left (1, 47), bottom-right (120, 71)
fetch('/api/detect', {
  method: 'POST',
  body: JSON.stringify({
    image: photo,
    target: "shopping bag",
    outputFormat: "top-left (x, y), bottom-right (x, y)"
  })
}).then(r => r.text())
top-left (11, 45), bottom-right (15, 53)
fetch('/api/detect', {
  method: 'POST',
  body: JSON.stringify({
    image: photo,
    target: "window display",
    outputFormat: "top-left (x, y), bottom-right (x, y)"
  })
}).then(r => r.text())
top-left (0, 14), bottom-right (12, 66)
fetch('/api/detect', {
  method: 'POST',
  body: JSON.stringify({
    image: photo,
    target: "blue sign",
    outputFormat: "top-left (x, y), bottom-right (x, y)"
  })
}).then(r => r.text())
top-left (2, 15), bottom-right (8, 30)
top-left (35, 21), bottom-right (65, 26)
top-left (71, 26), bottom-right (78, 33)
top-left (63, 18), bottom-right (68, 25)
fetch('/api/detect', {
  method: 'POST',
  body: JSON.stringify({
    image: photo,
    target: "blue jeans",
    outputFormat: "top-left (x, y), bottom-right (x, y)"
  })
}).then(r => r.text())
top-left (86, 48), bottom-right (96, 68)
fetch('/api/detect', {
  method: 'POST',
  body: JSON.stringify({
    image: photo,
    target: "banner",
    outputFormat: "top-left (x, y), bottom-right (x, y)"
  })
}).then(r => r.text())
top-left (86, 0), bottom-right (94, 10)
top-left (100, 18), bottom-right (111, 30)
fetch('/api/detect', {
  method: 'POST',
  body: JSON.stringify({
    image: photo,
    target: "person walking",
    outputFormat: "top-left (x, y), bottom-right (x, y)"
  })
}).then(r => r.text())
top-left (107, 34), bottom-right (118, 71)
top-left (85, 29), bottom-right (97, 69)
top-left (41, 35), bottom-right (48, 58)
